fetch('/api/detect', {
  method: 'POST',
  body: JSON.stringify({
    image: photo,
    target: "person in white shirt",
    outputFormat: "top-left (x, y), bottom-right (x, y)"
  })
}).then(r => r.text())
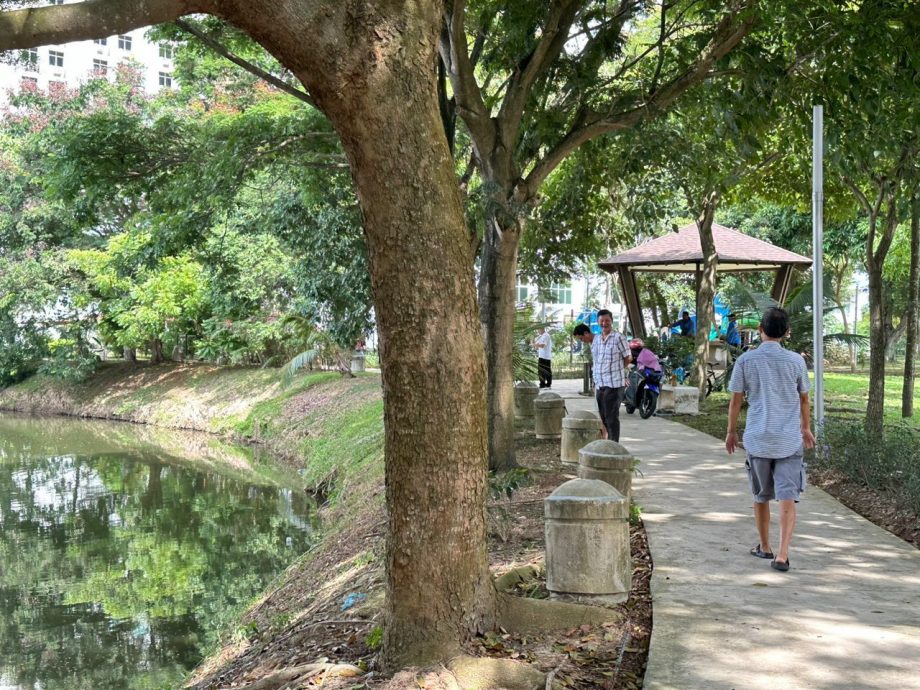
top-left (533, 327), bottom-right (553, 389)
top-left (591, 309), bottom-right (631, 441)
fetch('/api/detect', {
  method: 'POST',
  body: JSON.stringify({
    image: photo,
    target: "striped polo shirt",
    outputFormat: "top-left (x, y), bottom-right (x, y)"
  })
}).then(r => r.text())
top-left (728, 341), bottom-right (810, 458)
top-left (591, 331), bottom-right (630, 388)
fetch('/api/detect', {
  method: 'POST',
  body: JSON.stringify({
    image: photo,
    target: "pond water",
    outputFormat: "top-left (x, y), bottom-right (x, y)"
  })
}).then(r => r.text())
top-left (0, 414), bottom-right (317, 690)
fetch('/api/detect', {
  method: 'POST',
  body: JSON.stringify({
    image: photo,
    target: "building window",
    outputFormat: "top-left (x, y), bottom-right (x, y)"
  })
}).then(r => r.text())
top-left (159, 44), bottom-right (174, 59)
top-left (118, 34), bottom-right (132, 50)
top-left (516, 280), bottom-right (529, 302)
top-left (21, 48), bottom-right (39, 68)
top-left (541, 282), bottom-right (572, 305)
top-left (92, 59), bottom-right (108, 75)
top-left (158, 72), bottom-right (172, 88)
top-left (48, 50), bottom-right (64, 68)
top-left (48, 0), bottom-right (64, 4)
top-left (94, 37), bottom-right (107, 46)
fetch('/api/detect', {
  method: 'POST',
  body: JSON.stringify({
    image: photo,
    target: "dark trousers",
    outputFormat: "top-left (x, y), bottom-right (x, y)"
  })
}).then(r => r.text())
top-left (596, 386), bottom-right (625, 441)
top-left (538, 357), bottom-right (552, 388)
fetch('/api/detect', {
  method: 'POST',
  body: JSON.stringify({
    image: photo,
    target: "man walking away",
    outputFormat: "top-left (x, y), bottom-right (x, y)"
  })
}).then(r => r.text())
top-left (533, 327), bottom-right (552, 389)
top-left (725, 307), bottom-right (816, 572)
top-left (591, 309), bottom-right (631, 441)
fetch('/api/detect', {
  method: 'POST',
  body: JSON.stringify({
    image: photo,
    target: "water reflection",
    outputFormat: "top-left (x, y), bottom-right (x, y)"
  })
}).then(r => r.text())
top-left (0, 414), bottom-right (317, 689)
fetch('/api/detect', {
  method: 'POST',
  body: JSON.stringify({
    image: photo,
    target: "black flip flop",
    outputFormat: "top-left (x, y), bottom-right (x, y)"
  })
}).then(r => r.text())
top-left (771, 558), bottom-right (790, 572)
top-left (750, 544), bottom-right (774, 559)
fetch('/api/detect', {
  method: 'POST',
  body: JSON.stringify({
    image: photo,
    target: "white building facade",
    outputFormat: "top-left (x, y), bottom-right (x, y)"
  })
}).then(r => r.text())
top-left (0, 2), bottom-right (175, 99)
top-left (517, 272), bottom-right (625, 330)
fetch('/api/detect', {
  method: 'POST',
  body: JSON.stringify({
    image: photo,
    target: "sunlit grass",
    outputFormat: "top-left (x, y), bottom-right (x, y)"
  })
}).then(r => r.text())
top-left (676, 372), bottom-right (920, 440)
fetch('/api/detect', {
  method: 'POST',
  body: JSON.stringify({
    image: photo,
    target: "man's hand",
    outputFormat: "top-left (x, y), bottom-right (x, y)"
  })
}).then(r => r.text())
top-left (725, 430), bottom-right (742, 454)
top-left (802, 428), bottom-right (816, 449)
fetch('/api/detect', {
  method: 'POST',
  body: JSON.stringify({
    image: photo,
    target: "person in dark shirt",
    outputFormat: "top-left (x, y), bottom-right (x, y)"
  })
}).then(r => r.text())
top-left (725, 313), bottom-right (742, 347)
top-left (672, 311), bottom-right (694, 337)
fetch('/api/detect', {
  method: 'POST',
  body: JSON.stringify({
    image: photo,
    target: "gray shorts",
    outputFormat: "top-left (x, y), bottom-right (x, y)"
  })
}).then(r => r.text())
top-left (745, 452), bottom-right (806, 503)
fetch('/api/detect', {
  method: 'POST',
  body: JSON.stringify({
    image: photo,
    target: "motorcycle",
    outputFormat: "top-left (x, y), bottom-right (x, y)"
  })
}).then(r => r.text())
top-left (624, 366), bottom-right (662, 419)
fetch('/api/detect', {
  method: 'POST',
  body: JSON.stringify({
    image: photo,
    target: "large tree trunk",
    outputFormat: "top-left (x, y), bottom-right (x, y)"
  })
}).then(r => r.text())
top-left (885, 318), bottom-right (908, 362)
top-left (149, 338), bottom-right (165, 364)
top-left (478, 217), bottom-right (521, 472)
top-left (694, 195), bottom-right (720, 396)
top-left (235, 2), bottom-right (496, 667)
top-left (903, 193), bottom-right (920, 417)
top-left (866, 256), bottom-right (887, 438)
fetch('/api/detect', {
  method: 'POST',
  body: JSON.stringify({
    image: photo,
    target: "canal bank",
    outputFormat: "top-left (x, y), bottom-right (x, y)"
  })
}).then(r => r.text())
top-left (0, 362), bottom-right (387, 688)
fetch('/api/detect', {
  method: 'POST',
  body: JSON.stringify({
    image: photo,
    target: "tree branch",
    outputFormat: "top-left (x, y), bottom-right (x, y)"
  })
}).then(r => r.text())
top-left (496, 0), bottom-right (581, 148)
top-left (441, 0), bottom-right (495, 156)
top-left (0, 0), bottom-right (209, 50)
top-left (174, 19), bottom-right (316, 107)
top-left (517, 0), bottom-right (758, 201)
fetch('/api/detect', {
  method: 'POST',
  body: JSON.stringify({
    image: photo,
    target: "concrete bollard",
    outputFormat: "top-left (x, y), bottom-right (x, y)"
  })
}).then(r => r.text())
top-left (560, 410), bottom-right (602, 468)
top-left (544, 478), bottom-right (631, 604)
top-left (576, 439), bottom-right (636, 500)
top-left (513, 382), bottom-right (540, 420)
top-left (533, 391), bottom-right (566, 439)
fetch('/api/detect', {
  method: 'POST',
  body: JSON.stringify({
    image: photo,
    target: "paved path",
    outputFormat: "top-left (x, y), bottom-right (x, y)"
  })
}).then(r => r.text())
top-left (550, 379), bottom-right (920, 690)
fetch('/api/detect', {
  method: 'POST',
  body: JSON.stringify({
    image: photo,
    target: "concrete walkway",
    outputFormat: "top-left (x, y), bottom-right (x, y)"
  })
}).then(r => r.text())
top-left (551, 379), bottom-right (920, 690)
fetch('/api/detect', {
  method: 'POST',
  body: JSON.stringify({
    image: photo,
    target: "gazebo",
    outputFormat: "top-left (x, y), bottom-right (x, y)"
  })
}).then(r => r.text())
top-left (598, 223), bottom-right (813, 337)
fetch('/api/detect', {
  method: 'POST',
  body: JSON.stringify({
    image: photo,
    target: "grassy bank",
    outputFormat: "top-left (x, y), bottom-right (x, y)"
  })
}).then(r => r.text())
top-left (0, 361), bottom-right (385, 492)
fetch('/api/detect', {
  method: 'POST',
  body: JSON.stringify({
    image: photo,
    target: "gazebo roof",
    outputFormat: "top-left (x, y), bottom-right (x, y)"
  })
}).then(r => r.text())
top-left (598, 223), bottom-right (812, 273)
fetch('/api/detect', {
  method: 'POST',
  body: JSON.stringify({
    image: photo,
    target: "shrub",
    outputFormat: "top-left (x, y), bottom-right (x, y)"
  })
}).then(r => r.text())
top-left (817, 422), bottom-right (920, 515)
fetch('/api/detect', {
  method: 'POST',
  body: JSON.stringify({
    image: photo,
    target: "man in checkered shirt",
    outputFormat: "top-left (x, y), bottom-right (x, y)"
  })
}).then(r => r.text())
top-left (591, 309), bottom-right (632, 441)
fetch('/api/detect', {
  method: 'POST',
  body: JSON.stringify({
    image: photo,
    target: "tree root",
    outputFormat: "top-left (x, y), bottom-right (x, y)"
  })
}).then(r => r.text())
top-left (232, 662), bottom-right (363, 690)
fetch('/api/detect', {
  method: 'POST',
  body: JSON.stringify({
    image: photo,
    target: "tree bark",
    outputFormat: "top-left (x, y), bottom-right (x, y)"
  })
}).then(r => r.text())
top-left (885, 317), bottom-right (907, 362)
top-left (150, 338), bottom-right (165, 364)
top-left (848, 180), bottom-right (901, 439)
top-left (478, 215), bottom-right (522, 472)
top-left (866, 252), bottom-right (887, 438)
top-left (221, 1), bottom-right (497, 668)
top-left (903, 193), bottom-right (920, 417)
top-left (694, 195), bottom-right (720, 396)
top-left (123, 347), bottom-right (137, 362)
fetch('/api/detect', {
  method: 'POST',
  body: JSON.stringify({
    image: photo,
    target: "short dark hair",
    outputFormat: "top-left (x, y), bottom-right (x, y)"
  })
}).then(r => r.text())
top-left (682, 311), bottom-right (690, 318)
top-left (597, 309), bottom-right (613, 319)
top-left (573, 323), bottom-right (591, 336)
top-left (760, 307), bottom-right (789, 338)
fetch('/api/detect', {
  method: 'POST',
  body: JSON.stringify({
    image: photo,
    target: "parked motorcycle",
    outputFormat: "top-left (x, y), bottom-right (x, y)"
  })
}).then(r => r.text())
top-left (624, 366), bottom-right (662, 419)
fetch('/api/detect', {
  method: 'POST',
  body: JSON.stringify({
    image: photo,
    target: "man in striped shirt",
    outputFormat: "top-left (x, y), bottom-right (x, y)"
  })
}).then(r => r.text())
top-left (591, 309), bottom-right (632, 442)
top-left (725, 307), bottom-right (816, 572)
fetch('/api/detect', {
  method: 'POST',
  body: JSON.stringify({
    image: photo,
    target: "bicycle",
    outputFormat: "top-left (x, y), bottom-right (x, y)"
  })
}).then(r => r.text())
top-left (705, 362), bottom-right (727, 397)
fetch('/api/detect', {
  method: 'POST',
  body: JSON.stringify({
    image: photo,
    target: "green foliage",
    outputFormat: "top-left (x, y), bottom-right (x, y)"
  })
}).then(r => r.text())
top-left (488, 467), bottom-right (530, 501)
top-left (37, 335), bottom-right (98, 383)
top-left (512, 305), bottom-right (552, 384)
top-left (629, 502), bottom-right (642, 527)
top-left (818, 423), bottom-right (920, 515)
top-left (0, 64), bottom-right (372, 373)
top-left (365, 625), bottom-right (384, 650)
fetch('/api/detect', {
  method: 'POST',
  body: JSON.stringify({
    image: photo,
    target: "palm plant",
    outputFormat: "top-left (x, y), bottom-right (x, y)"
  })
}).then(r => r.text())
top-left (281, 314), bottom-right (353, 386)
top-left (512, 305), bottom-right (553, 384)
top-left (729, 279), bottom-right (868, 362)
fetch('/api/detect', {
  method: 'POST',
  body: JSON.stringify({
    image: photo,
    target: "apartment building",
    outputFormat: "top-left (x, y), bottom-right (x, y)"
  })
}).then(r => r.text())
top-left (0, 1), bottom-right (175, 99)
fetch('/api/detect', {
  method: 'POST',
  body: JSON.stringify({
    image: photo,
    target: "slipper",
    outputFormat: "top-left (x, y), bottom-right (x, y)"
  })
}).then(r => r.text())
top-left (750, 545), bottom-right (774, 559)
top-left (771, 558), bottom-right (790, 572)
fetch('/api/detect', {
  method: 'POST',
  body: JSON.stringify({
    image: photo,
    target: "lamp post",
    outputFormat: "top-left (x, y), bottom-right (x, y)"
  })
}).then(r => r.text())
top-left (812, 105), bottom-right (825, 426)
